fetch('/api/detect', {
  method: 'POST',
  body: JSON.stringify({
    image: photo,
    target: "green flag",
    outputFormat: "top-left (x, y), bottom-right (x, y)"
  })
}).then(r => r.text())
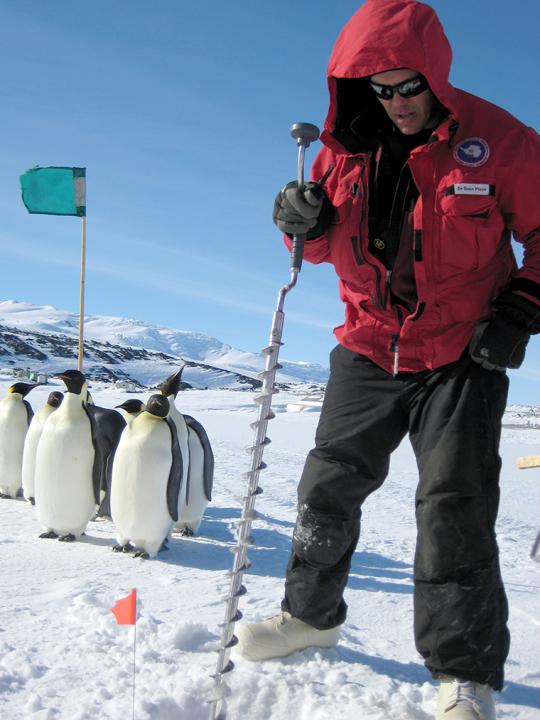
top-left (20, 166), bottom-right (86, 217)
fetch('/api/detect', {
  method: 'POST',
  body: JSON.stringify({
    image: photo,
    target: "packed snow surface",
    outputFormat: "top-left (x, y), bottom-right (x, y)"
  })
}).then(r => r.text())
top-left (0, 377), bottom-right (539, 719)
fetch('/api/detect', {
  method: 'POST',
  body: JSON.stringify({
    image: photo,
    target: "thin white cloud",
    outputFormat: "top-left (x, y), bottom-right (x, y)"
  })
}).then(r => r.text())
top-left (91, 258), bottom-right (334, 329)
top-left (0, 236), bottom-right (334, 330)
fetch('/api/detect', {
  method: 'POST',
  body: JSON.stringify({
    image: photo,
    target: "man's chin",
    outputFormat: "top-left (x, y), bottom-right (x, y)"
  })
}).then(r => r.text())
top-left (393, 117), bottom-right (423, 135)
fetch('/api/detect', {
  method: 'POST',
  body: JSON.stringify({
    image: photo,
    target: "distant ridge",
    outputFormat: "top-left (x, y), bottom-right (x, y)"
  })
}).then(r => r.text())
top-left (0, 300), bottom-right (329, 391)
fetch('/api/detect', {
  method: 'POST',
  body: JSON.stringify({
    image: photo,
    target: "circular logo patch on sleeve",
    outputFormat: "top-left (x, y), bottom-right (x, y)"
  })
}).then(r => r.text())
top-left (454, 137), bottom-right (490, 167)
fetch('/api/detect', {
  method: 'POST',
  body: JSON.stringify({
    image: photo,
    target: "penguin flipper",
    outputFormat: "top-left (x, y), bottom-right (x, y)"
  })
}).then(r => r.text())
top-left (24, 399), bottom-right (34, 426)
top-left (183, 414), bottom-right (214, 502)
top-left (166, 417), bottom-right (182, 522)
top-left (85, 405), bottom-right (126, 507)
top-left (96, 452), bottom-right (113, 518)
top-left (95, 408), bottom-right (126, 494)
top-left (84, 405), bottom-right (105, 505)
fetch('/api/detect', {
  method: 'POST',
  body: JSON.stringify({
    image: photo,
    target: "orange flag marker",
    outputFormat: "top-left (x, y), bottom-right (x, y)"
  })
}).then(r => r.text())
top-left (111, 588), bottom-right (137, 625)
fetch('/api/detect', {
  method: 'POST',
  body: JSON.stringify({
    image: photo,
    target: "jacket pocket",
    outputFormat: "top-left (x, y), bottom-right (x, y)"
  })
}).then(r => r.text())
top-left (330, 164), bottom-right (364, 226)
top-left (434, 181), bottom-right (505, 278)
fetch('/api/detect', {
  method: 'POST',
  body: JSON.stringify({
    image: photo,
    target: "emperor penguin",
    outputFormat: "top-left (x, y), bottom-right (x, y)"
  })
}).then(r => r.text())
top-left (110, 394), bottom-right (182, 559)
top-left (34, 369), bottom-right (120, 541)
top-left (159, 368), bottom-right (192, 533)
top-left (0, 382), bottom-right (37, 499)
top-left (21, 391), bottom-right (64, 505)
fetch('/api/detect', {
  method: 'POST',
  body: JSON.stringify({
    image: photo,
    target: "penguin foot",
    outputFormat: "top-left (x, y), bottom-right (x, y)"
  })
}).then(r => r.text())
top-left (133, 550), bottom-right (150, 559)
top-left (39, 530), bottom-right (59, 539)
top-left (58, 533), bottom-right (77, 543)
top-left (178, 527), bottom-right (195, 537)
top-left (112, 543), bottom-right (134, 553)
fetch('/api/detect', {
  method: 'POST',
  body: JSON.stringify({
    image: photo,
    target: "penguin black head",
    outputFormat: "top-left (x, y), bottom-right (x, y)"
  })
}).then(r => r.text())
top-left (47, 391), bottom-right (64, 408)
top-left (145, 394), bottom-right (170, 418)
top-left (115, 399), bottom-right (145, 415)
top-left (159, 367), bottom-right (185, 398)
top-left (53, 369), bottom-right (87, 395)
top-left (8, 382), bottom-right (39, 397)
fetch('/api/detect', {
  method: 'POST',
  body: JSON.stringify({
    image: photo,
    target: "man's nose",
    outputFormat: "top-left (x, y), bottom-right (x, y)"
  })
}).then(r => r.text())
top-left (390, 94), bottom-right (410, 110)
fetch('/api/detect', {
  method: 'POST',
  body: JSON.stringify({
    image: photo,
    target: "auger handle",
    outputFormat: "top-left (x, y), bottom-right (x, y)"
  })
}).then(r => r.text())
top-left (289, 122), bottom-right (320, 273)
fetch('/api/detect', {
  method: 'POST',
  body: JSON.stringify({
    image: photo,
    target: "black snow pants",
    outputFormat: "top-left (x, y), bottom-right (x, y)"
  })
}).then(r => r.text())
top-left (282, 344), bottom-right (510, 690)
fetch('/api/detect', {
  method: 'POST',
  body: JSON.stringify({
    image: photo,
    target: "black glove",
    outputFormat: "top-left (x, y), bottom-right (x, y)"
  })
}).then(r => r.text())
top-left (273, 181), bottom-right (333, 238)
top-left (469, 291), bottom-right (540, 371)
top-left (469, 317), bottom-right (530, 371)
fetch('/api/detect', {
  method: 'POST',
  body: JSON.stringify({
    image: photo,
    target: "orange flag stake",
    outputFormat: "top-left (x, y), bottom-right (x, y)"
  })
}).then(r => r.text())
top-left (111, 589), bottom-right (138, 719)
top-left (111, 588), bottom-right (137, 625)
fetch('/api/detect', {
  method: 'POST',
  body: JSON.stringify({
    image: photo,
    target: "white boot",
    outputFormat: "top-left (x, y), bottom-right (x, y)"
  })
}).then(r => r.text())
top-left (234, 612), bottom-right (340, 661)
top-left (436, 676), bottom-right (496, 719)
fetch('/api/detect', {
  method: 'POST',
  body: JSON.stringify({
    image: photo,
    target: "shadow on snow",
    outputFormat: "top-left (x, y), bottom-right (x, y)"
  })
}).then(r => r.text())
top-left (162, 512), bottom-right (414, 597)
top-left (500, 680), bottom-right (540, 711)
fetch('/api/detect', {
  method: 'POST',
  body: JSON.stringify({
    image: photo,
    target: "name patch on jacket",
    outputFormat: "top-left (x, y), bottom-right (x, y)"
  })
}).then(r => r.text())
top-left (445, 183), bottom-right (495, 196)
top-left (453, 137), bottom-right (490, 167)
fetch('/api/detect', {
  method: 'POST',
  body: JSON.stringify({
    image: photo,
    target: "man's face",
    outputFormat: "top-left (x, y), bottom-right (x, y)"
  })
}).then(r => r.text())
top-left (370, 68), bottom-right (433, 135)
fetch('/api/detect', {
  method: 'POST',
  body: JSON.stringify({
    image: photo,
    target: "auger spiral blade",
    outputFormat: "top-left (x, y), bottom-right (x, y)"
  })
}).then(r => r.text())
top-left (208, 121), bottom-right (320, 720)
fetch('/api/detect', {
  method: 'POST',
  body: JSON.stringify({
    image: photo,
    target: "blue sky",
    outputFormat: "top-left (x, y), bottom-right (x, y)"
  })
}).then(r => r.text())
top-left (0, 1), bottom-right (539, 403)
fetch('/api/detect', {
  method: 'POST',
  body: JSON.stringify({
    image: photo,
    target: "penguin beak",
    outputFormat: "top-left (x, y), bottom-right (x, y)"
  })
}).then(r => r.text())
top-left (8, 382), bottom-right (41, 397)
top-left (159, 366), bottom-right (185, 398)
top-left (52, 373), bottom-right (69, 382)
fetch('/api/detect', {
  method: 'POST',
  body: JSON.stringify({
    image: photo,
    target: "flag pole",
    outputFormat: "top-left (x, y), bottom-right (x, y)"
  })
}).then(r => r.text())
top-left (132, 621), bottom-right (137, 720)
top-left (78, 215), bottom-right (87, 371)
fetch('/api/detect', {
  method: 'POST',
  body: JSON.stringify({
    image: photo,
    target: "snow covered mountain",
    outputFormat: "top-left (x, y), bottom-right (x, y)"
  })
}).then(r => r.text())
top-left (0, 300), bottom-right (329, 391)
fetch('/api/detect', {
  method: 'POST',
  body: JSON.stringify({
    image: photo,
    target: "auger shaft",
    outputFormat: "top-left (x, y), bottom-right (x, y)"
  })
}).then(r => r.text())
top-left (208, 123), bottom-right (320, 720)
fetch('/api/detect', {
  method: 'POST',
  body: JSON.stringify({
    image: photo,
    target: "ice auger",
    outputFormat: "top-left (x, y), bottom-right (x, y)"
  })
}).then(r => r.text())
top-left (208, 122), bottom-right (320, 720)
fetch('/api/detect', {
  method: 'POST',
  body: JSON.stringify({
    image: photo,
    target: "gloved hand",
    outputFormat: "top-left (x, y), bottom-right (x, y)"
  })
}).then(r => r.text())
top-left (469, 291), bottom-right (540, 371)
top-left (469, 316), bottom-right (530, 371)
top-left (272, 181), bottom-right (328, 237)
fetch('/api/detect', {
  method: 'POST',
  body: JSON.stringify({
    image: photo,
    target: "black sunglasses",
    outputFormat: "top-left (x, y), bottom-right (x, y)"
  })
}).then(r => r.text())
top-left (369, 75), bottom-right (428, 100)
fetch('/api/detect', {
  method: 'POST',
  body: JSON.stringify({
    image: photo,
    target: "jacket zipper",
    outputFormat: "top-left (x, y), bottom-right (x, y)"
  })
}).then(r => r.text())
top-left (351, 160), bottom-right (387, 309)
top-left (390, 333), bottom-right (399, 376)
top-left (383, 158), bottom-right (423, 374)
top-left (351, 236), bottom-right (385, 308)
top-left (384, 269), bottom-right (392, 308)
top-left (391, 306), bottom-right (406, 376)
top-left (352, 156), bottom-right (408, 373)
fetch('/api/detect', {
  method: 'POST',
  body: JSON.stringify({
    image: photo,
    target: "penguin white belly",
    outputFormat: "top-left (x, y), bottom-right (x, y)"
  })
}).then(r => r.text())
top-left (22, 407), bottom-right (54, 501)
top-left (35, 414), bottom-right (96, 538)
top-left (111, 418), bottom-right (173, 557)
top-left (176, 426), bottom-right (208, 534)
top-left (0, 398), bottom-right (29, 497)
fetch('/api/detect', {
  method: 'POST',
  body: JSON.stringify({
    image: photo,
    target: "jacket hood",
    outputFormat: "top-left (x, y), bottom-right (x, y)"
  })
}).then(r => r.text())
top-left (325, 0), bottom-right (456, 149)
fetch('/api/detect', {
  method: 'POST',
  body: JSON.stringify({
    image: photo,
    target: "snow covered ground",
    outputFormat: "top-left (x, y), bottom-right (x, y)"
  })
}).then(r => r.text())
top-left (0, 378), bottom-right (539, 720)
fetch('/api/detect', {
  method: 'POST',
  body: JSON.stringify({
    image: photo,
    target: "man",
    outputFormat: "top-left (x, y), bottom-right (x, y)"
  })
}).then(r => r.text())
top-left (235, 1), bottom-right (540, 718)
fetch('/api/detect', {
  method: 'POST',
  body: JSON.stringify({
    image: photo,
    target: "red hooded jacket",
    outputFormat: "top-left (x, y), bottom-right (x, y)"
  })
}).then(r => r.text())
top-left (287, 0), bottom-right (540, 373)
